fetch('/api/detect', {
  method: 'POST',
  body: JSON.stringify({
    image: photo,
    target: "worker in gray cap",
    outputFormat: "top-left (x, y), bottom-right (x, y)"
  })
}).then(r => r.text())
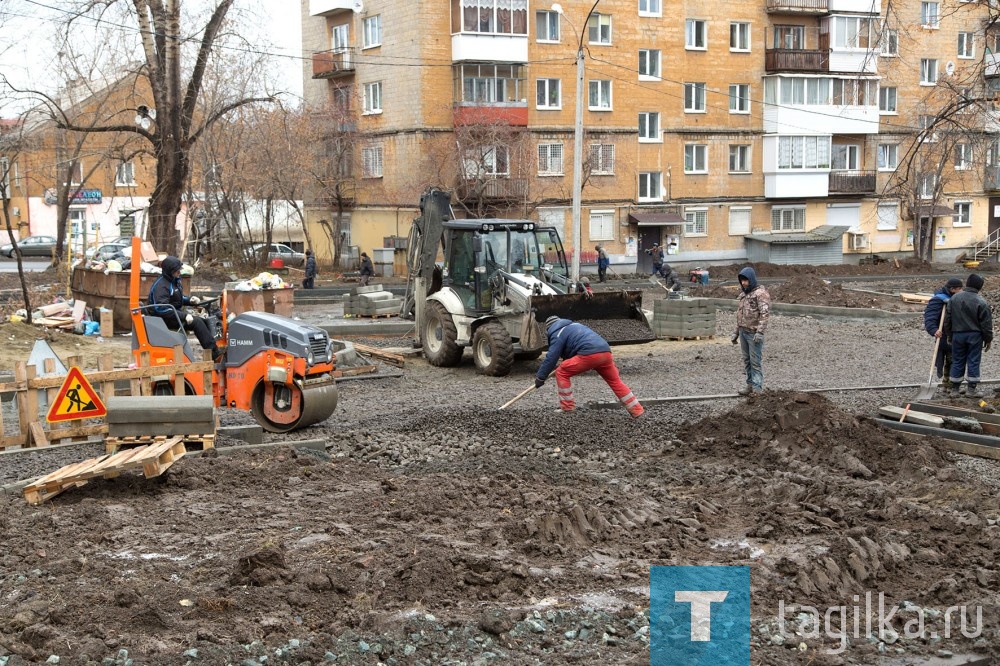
top-left (944, 273), bottom-right (994, 398)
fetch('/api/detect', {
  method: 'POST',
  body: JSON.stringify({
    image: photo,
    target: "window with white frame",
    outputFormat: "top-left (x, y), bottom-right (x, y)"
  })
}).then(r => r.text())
top-left (773, 24), bottom-right (804, 49)
top-left (834, 16), bottom-right (872, 48)
top-left (684, 208), bottom-right (708, 235)
top-left (879, 86), bottom-right (897, 113)
top-left (729, 84), bottom-right (750, 113)
top-left (537, 143), bottom-right (563, 175)
top-left (536, 78), bottom-right (561, 109)
top-left (331, 23), bottom-right (349, 50)
top-left (362, 145), bottom-right (383, 178)
top-left (919, 173), bottom-right (937, 198)
top-left (363, 15), bottom-right (381, 48)
top-left (730, 22), bottom-right (750, 51)
top-left (832, 78), bottom-right (877, 106)
top-left (638, 172), bottom-right (662, 201)
top-left (876, 203), bottom-right (898, 229)
top-left (771, 206), bottom-right (805, 231)
top-left (729, 206), bottom-right (751, 235)
top-left (639, 0), bottom-right (661, 16)
top-left (638, 112), bottom-right (660, 141)
top-left (460, 0), bottom-right (528, 35)
top-left (918, 114), bottom-right (939, 142)
top-left (588, 80), bottom-right (612, 109)
top-left (729, 144), bottom-right (751, 172)
top-left (536, 10), bottom-right (559, 41)
top-left (684, 144), bottom-right (708, 173)
top-left (463, 145), bottom-right (509, 178)
top-left (460, 63), bottom-right (525, 104)
top-left (0, 157), bottom-right (10, 195)
top-left (958, 32), bottom-right (974, 58)
top-left (953, 201), bottom-right (972, 227)
top-left (363, 81), bottom-right (382, 113)
top-left (921, 2), bottom-right (940, 27)
top-left (587, 13), bottom-right (612, 44)
top-left (115, 161), bottom-right (135, 186)
top-left (590, 144), bottom-right (615, 174)
top-left (955, 143), bottom-right (971, 169)
top-left (638, 49), bottom-right (661, 79)
top-left (66, 161), bottom-right (83, 186)
top-left (777, 136), bottom-right (831, 169)
top-left (684, 82), bottom-right (706, 111)
top-left (881, 28), bottom-right (898, 55)
top-left (832, 144), bottom-right (860, 170)
top-left (589, 210), bottom-right (615, 240)
top-left (878, 143), bottom-right (898, 170)
top-left (686, 19), bottom-right (707, 49)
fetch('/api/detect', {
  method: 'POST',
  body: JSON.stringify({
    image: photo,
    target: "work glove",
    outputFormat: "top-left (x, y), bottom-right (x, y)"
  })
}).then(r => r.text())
top-left (534, 377), bottom-right (546, 389)
top-left (188, 295), bottom-right (201, 305)
top-left (985, 341), bottom-right (993, 353)
top-left (753, 332), bottom-right (764, 345)
top-left (731, 332), bottom-right (739, 345)
top-left (185, 314), bottom-right (194, 325)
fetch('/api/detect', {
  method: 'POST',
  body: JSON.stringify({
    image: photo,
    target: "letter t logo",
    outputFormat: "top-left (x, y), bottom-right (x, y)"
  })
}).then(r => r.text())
top-left (675, 590), bottom-right (729, 642)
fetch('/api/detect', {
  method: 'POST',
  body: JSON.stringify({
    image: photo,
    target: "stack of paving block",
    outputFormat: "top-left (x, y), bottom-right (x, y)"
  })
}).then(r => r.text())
top-left (652, 298), bottom-right (716, 340)
top-left (343, 284), bottom-right (402, 317)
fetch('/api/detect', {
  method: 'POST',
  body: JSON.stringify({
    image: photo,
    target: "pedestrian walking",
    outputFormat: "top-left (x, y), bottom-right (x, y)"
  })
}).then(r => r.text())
top-left (923, 277), bottom-right (963, 392)
top-left (359, 252), bottom-right (374, 287)
top-left (595, 244), bottom-right (610, 282)
top-left (944, 273), bottom-right (993, 398)
top-left (731, 266), bottom-right (771, 395)
top-left (302, 249), bottom-right (317, 289)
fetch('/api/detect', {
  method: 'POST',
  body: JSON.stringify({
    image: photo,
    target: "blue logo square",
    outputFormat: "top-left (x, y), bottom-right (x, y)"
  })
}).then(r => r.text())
top-left (650, 566), bottom-right (750, 666)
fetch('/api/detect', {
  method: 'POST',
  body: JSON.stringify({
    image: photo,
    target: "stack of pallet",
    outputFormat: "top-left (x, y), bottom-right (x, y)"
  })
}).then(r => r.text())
top-left (343, 284), bottom-right (402, 317)
top-left (652, 298), bottom-right (716, 340)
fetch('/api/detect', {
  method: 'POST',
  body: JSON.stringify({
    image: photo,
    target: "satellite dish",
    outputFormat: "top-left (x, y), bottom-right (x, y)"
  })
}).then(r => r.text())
top-left (946, 61), bottom-right (956, 75)
top-left (353, 0), bottom-right (364, 12)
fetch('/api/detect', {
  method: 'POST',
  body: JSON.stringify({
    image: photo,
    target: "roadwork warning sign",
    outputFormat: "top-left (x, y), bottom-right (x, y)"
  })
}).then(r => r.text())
top-left (46, 367), bottom-right (107, 423)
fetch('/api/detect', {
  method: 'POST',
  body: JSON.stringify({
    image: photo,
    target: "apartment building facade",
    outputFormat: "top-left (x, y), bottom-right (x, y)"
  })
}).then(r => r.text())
top-left (300, 0), bottom-right (1000, 268)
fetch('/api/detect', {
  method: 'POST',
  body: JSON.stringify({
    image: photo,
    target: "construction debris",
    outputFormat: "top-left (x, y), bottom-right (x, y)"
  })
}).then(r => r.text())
top-left (344, 284), bottom-right (402, 317)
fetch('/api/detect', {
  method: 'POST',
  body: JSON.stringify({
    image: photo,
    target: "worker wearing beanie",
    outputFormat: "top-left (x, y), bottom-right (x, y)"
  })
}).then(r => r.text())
top-left (923, 277), bottom-right (964, 391)
top-left (534, 316), bottom-right (644, 418)
top-left (943, 273), bottom-right (994, 398)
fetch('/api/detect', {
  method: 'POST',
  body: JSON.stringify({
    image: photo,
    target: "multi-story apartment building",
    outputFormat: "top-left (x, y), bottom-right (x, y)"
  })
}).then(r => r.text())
top-left (300, 0), bottom-right (1000, 269)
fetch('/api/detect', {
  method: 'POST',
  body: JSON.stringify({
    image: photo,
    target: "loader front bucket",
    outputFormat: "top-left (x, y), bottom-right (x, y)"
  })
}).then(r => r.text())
top-left (528, 290), bottom-right (655, 345)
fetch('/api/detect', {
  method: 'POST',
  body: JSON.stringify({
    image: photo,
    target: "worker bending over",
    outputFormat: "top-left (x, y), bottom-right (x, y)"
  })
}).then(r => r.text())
top-left (535, 316), bottom-right (644, 418)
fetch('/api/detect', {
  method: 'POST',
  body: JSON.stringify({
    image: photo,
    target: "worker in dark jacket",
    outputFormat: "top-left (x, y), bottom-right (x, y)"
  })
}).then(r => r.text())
top-left (944, 273), bottom-right (993, 398)
top-left (732, 266), bottom-right (771, 395)
top-left (359, 252), bottom-right (375, 287)
top-left (646, 243), bottom-right (666, 277)
top-left (302, 249), bottom-right (317, 289)
top-left (924, 277), bottom-right (963, 391)
top-left (148, 256), bottom-right (221, 361)
top-left (595, 244), bottom-right (610, 282)
top-left (535, 316), bottom-right (644, 417)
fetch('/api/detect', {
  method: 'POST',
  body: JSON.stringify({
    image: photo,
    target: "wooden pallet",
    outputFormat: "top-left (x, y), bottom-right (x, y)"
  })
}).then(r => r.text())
top-left (900, 292), bottom-right (933, 304)
top-left (105, 433), bottom-right (215, 454)
top-left (24, 436), bottom-right (186, 505)
top-left (663, 335), bottom-right (715, 341)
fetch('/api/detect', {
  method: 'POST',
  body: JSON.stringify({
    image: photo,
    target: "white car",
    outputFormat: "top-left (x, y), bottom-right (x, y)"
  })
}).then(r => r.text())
top-left (247, 243), bottom-right (306, 267)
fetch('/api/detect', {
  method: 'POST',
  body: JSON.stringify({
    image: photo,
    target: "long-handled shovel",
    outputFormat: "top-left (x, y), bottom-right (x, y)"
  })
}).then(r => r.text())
top-left (916, 308), bottom-right (946, 400)
top-left (499, 384), bottom-right (538, 410)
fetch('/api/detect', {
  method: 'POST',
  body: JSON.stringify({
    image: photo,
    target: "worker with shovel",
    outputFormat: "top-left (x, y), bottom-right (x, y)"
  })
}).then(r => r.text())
top-left (944, 273), bottom-right (994, 398)
top-left (923, 277), bottom-right (963, 394)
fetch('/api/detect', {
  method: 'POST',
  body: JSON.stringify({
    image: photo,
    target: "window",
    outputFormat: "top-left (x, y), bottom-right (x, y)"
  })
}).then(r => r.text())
top-left (771, 206), bottom-right (805, 231)
top-left (920, 59), bottom-right (938, 85)
top-left (65, 161), bottom-right (83, 186)
top-left (0, 157), bottom-right (10, 195)
top-left (362, 145), bottom-right (383, 178)
top-left (588, 13), bottom-right (612, 44)
top-left (115, 161), bottom-right (135, 186)
top-left (684, 208), bottom-right (708, 235)
top-left (638, 172), bottom-right (662, 201)
top-left (832, 144), bottom-right (859, 170)
top-left (832, 78), bottom-right (877, 106)
top-left (919, 173), bottom-right (937, 198)
top-left (684, 144), bottom-right (708, 173)
top-left (331, 23), bottom-right (349, 50)
top-left (953, 201), bottom-right (972, 227)
top-left (363, 81), bottom-right (382, 113)
top-left (730, 22), bottom-right (750, 51)
top-left (729, 145), bottom-right (751, 172)
top-left (464, 145), bottom-right (510, 178)
top-left (878, 143), bottom-right (898, 170)
top-left (589, 210), bottom-right (615, 241)
top-left (958, 32), bottom-right (974, 58)
top-left (834, 17), bottom-right (872, 48)
top-left (684, 82), bottom-right (706, 112)
top-left (773, 25), bottom-right (804, 49)
top-left (590, 144), bottom-right (615, 174)
top-left (955, 143), bottom-right (971, 170)
top-left (538, 143), bottom-right (563, 175)
top-left (686, 19), bottom-right (707, 49)
top-left (459, 63), bottom-right (526, 104)
top-left (363, 15), bottom-right (381, 48)
top-left (879, 86), bottom-right (897, 113)
top-left (777, 136), bottom-right (831, 169)
top-left (461, 0), bottom-right (528, 35)
top-left (638, 112), bottom-right (660, 141)
top-left (536, 78), bottom-right (561, 109)
top-left (639, 0), bottom-right (662, 16)
top-left (588, 80), bottom-right (612, 109)
top-left (921, 2), bottom-right (940, 27)
top-left (536, 10), bottom-right (559, 41)
top-left (729, 84), bottom-right (750, 113)
top-left (877, 203), bottom-right (898, 230)
top-left (729, 206), bottom-right (751, 235)
top-left (881, 28), bottom-right (898, 55)
top-left (638, 49), bottom-right (661, 79)
top-left (918, 114), bottom-right (938, 142)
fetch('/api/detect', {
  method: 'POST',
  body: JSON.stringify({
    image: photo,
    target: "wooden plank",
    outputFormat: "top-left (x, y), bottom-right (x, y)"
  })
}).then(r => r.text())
top-left (98, 354), bottom-right (115, 403)
top-left (100, 309), bottom-right (114, 337)
top-left (140, 351), bottom-right (152, 396)
top-left (173, 345), bottom-right (186, 396)
top-left (0, 360), bottom-right (216, 393)
top-left (938, 438), bottom-right (1000, 462)
top-left (900, 292), bottom-right (932, 304)
top-left (14, 362), bottom-right (31, 442)
top-left (333, 365), bottom-right (378, 378)
top-left (352, 343), bottom-right (406, 367)
top-left (45, 424), bottom-right (108, 442)
top-left (202, 349), bottom-right (213, 395)
top-left (28, 422), bottom-right (49, 447)
top-left (879, 406), bottom-right (945, 427)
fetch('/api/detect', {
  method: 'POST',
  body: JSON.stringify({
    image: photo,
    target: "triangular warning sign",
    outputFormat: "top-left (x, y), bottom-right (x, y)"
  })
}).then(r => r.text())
top-left (47, 366), bottom-right (107, 423)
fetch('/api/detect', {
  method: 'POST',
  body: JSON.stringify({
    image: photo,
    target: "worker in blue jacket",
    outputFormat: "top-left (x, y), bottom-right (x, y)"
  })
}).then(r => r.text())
top-left (149, 256), bottom-right (221, 361)
top-left (923, 277), bottom-right (963, 391)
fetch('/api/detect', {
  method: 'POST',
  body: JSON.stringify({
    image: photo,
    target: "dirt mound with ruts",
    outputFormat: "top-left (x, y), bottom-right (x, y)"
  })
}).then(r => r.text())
top-left (691, 274), bottom-right (909, 310)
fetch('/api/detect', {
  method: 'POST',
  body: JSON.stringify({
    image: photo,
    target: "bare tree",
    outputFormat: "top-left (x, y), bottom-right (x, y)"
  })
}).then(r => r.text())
top-left (0, 115), bottom-right (38, 323)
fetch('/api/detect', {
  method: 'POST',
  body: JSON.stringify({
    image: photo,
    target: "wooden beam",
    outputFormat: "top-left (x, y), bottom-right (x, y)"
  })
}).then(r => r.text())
top-left (352, 343), bottom-right (406, 367)
top-left (0, 360), bottom-right (215, 393)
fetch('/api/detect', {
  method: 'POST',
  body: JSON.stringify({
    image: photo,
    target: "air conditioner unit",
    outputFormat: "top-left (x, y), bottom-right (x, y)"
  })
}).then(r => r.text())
top-left (851, 233), bottom-right (869, 250)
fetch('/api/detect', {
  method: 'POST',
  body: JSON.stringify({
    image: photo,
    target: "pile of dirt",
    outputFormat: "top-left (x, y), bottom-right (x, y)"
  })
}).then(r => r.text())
top-left (688, 275), bottom-right (906, 310)
top-left (709, 258), bottom-right (936, 278)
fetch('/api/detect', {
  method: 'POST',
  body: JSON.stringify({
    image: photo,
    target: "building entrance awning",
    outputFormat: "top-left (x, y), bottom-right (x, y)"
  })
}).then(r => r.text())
top-left (628, 212), bottom-right (684, 227)
top-left (914, 205), bottom-right (956, 217)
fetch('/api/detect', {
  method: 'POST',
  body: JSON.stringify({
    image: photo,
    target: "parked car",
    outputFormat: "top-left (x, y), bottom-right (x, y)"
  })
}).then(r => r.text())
top-left (89, 242), bottom-right (130, 262)
top-left (0, 235), bottom-right (58, 258)
top-left (248, 243), bottom-right (306, 268)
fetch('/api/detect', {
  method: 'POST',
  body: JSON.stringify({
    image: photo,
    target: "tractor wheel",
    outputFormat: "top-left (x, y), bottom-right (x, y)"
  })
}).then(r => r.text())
top-left (151, 380), bottom-right (195, 396)
top-left (423, 301), bottom-right (462, 367)
top-left (514, 349), bottom-right (543, 361)
top-left (472, 321), bottom-right (514, 377)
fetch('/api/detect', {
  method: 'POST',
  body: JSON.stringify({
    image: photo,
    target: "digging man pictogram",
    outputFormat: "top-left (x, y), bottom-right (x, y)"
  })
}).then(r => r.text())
top-left (65, 384), bottom-right (96, 413)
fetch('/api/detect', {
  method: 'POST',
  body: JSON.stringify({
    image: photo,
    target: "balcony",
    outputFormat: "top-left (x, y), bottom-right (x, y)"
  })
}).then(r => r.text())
top-left (456, 178), bottom-right (528, 202)
top-left (453, 104), bottom-right (528, 127)
top-left (766, 0), bottom-right (828, 13)
top-left (829, 170), bottom-right (876, 194)
top-left (309, 0), bottom-right (354, 16)
top-left (452, 33), bottom-right (527, 63)
top-left (765, 49), bottom-right (829, 73)
top-left (829, 0), bottom-right (881, 11)
top-left (985, 166), bottom-right (1000, 191)
top-left (312, 48), bottom-right (356, 79)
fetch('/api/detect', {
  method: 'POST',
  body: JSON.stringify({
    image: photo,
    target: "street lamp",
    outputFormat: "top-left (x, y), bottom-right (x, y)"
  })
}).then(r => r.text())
top-left (552, 1), bottom-right (600, 288)
top-left (134, 105), bottom-right (156, 130)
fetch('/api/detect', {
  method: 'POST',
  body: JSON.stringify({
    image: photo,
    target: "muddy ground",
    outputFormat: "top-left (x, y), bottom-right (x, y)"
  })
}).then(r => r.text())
top-left (1, 263), bottom-right (999, 665)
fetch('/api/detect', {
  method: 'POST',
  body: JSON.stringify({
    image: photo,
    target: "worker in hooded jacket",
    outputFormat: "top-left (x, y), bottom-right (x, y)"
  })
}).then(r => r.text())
top-left (149, 256), bottom-right (222, 361)
top-left (732, 266), bottom-right (771, 395)
top-left (943, 273), bottom-right (993, 398)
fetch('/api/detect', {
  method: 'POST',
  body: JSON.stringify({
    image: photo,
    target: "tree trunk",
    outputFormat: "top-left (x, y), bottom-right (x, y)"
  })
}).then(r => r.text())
top-left (147, 140), bottom-right (189, 256)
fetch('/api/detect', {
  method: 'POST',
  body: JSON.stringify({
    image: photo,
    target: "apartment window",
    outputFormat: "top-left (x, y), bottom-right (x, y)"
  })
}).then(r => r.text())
top-left (881, 28), bottom-right (898, 55)
top-left (879, 86), bottom-right (897, 113)
top-left (876, 203), bottom-right (898, 230)
top-left (684, 208), bottom-right (708, 235)
top-left (115, 161), bottom-right (135, 186)
top-left (771, 206), bottom-right (805, 231)
top-left (459, 63), bottom-right (525, 104)
top-left (684, 144), bottom-right (708, 173)
top-left (832, 78), bottom-right (877, 106)
top-left (64, 161), bottom-right (83, 186)
top-left (955, 143), bottom-right (971, 170)
top-left (1, 157), bottom-right (10, 195)
top-left (590, 144), bottom-right (615, 174)
top-left (729, 84), bottom-right (750, 113)
top-left (958, 32), bottom-right (975, 58)
top-left (729, 206), bottom-right (752, 235)
top-left (638, 49), bottom-right (661, 79)
top-left (589, 210), bottom-right (615, 241)
top-left (638, 172), bottom-right (662, 201)
top-left (639, 0), bottom-right (662, 16)
top-left (921, 2), bottom-right (940, 28)
top-left (588, 80), bottom-right (612, 109)
top-left (832, 144), bottom-right (860, 170)
top-left (638, 112), bottom-right (660, 141)
top-left (834, 17), bottom-right (871, 48)
top-left (536, 10), bottom-right (559, 41)
top-left (363, 81), bottom-right (382, 113)
top-left (460, 0), bottom-right (528, 35)
top-left (536, 78), bottom-right (561, 109)
top-left (920, 59), bottom-right (938, 85)
top-left (362, 145), bottom-right (383, 178)
top-left (729, 145), bottom-right (751, 172)
top-left (332, 23), bottom-right (349, 50)
top-left (730, 22), bottom-right (750, 51)
top-left (686, 19), bottom-right (707, 50)
top-left (362, 15), bottom-right (381, 48)
top-left (773, 25), bottom-right (804, 49)
top-left (878, 143), bottom-right (898, 170)
top-left (918, 114), bottom-right (939, 142)
top-left (777, 136), bottom-right (831, 169)
top-left (684, 82), bottom-right (706, 112)
top-left (588, 13), bottom-right (612, 44)
top-left (464, 145), bottom-right (509, 177)
top-left (953, 201), bottom-right (972, 227)
top-left (919, 173), bottom-right (937, 198)
top-left (538, 143), bottom-right (563, 175)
